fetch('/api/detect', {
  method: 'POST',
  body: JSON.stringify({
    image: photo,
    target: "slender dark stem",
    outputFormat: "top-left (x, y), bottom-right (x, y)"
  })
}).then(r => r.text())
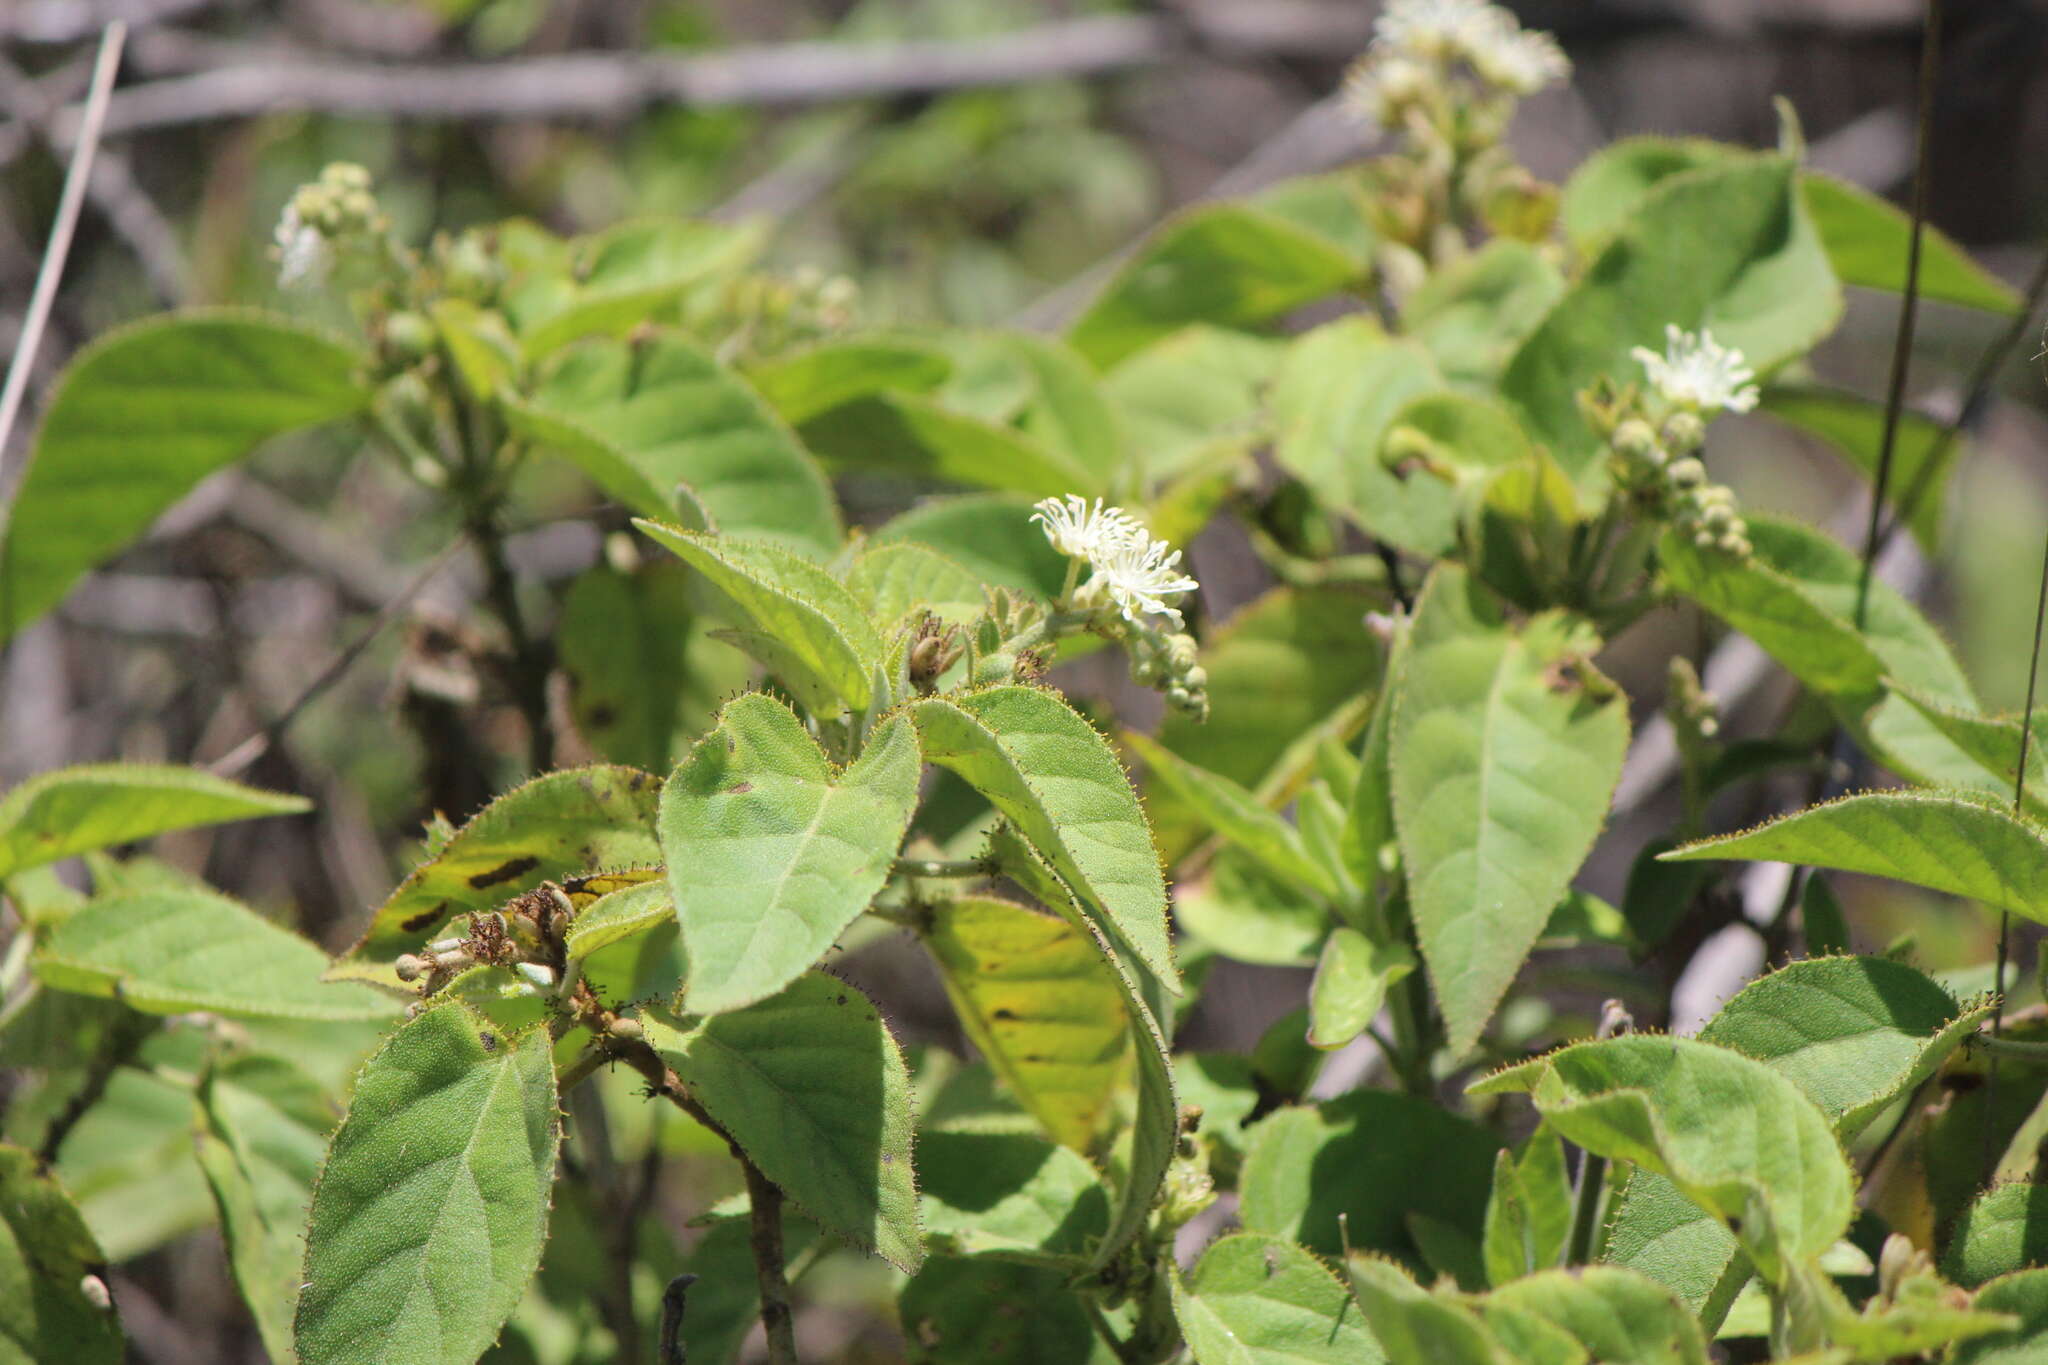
top-left (658, 1274), bottom-right (698, 1365)
top-left (1854, 0), bottom-right (1941, 631)
top-left (467, 505), bottom-right (554, 773)
top-left (35, 1010), bottom-right (150, 1166)
top-left (742, 1157), bottom-right (799, 1365)
top-left (1982, 530), bottom-right (2048, 1181)
top-left (1566, 1000), bottom-right (1633, 1263)
top-left (1877, 247), bottom-right (2048, 556)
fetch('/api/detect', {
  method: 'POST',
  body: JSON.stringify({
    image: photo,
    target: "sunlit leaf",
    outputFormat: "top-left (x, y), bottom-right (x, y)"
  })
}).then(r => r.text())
top-left (0, 764), bottom-right (308, 883)
top-left (1170, 1232), bottom-right (1386, 1365)
top-left (0, 1144), bottom-right (124, 1365)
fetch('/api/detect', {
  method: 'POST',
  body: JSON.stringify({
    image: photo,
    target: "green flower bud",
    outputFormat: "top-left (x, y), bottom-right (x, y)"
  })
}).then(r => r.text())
top-left (1611, 418), bottom-right (1660, 466)
top-left (382, 310), bottom-right (436, 362)
top-left (1662, 410), bottom-right (1707, 455)
top-left (1667, 457), bottom-right (1707, 488)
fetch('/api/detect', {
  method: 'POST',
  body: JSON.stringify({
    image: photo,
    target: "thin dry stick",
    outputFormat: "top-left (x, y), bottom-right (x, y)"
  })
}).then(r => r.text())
top-left (742, 1157), bottom-right (799, 1365)
top-left (1852, 0), bottom-right (1940, 631)
top-left (1983, 531), bottom-right (2048, 1183)
top-left (0, 22), bottom-right (125, 493)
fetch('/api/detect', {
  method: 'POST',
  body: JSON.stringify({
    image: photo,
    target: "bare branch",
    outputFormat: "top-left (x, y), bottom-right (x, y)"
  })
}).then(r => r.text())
top-left (0, 0), bottom-right (216, 45)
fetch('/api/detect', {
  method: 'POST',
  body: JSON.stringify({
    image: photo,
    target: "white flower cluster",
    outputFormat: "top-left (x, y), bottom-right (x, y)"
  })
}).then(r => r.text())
top-left (1032, 495), bottom-right (1199, 628)
top-left (270, 163), bottom-right (383, 293)
top-left (1633, 326), bottom-right (1761, 415)
top-left (272, 202), bottom-right (331, 291)
top-left (1343, 0), bottom-right (1570, 125)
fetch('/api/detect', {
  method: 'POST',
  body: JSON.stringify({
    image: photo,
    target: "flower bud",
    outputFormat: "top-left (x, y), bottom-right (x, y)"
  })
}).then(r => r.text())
top-left (608, 1016), bottom-right (645, 1042)
top-left (1667, 457), bottom-right (1707, 489)
top-left (1611, 419), bottom-right (1660, 466)
top-left (382, 310), bottom-right (436, 362)
top-left (1662, 410), bottom-right (1707, 455)
top-left (394, 954), bottom-right (427, 982)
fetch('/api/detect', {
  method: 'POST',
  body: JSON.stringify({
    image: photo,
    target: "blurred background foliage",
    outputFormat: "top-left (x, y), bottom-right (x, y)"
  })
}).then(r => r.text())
top-left (4, 0), bottom-right (2048, 1358)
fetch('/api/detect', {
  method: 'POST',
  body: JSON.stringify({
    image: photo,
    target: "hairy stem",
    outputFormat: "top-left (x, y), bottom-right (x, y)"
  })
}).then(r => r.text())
top-left (742, 1156), bottom-right (800, 1365)
top-left (36, 1009), bottom-right (151, 1166)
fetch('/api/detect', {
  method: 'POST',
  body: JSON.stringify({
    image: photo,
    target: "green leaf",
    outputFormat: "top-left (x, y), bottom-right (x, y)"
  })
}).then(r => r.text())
top-left (334, 766), bottom-right (661, 984)
top-left (845, 542), bottom-right (988, 631)
top-left (1170, 1232), bottom-right (1386, 1365)
top-left (1153, 586), bottom-right (1385, 856)
top-left (1102, 325), bottom-right (1282, 482)
top-left (1559, 136), bottom-right (1735, 254)
top-left (1698, 955), bottom-right (1992, 1141)
top-left (746, 337), bottom-right (953, 426)
top-left (917, 1130), bottom-right (1109, 1264)
top-left (897, 1257), bottom-right (1110, 1364)
top-left (511, 217), bottom-right (763, 359)
top-left (0, 764), bottom-right (309, 881)
top-left (871, 495), bottom-right (1070, 600)
top-left (520, 333), bottom-right (841, 556)
top-left (1664, 790), bottom-right (2048, 924)
top-left (195, 1055), bottom-right (335, 1364)
top-left (642, 972), bottom-right (921, 1270)
top-left (0, 312), bottom-right (368, 642)
top-left (35, 889), bottom-right (396, 1020)
top-left (1504, 154), bottom-right (1842, 479)
top-left (634, 522), bottom-right (884, 718)
top-left (922, 896), bottom-right (1129, 1153)
top-left (1471, 1034), bottom-right (1855, 1282)
top-left (1602, 1171), bottom-right (1749, 1328)
top-left (1069, 204), bottom-right (1360, 369)
top-left (1269, 319), bottom-right (1448, 554)
top-left (1481, 1125), bottom-right (1571, 1288)
top-left (1803, 872), bottom-right (1852, 956)
top-left (294, 1004), bottom-right (560, 1365)
top-left (561, 877), bottom-right (673, 962)
top-left (942, 332), bottom-right (1124, 480)
top-left (1307, 927), bottom-right (1414, 1050)
top-left (1348, 1256), bottom-right (1509, 1365)
top-left (497, 398), bottom-right (711, 530)
top-left (1390, 566), bottom-right (1630, 1053)
top-left (661, 696), bottom-right (919, 1014)
top-left (1660, 515), bottom-right (1984, 790)
top-left (1479, 1266), bottom-right (1711, 1365)
top-left (1948, 1185), bottom-right (2048, 1289)
top-left (1758, 387), bottom-right (1955, 551)
top-left (1956, 1268), bottom-right (2048, 1364)
top-left (1252, 171), bottom-right (1378, 264)
top-left (1239, 1090), bottom-right (1501, 1263)
top-left (1801, 172), bottom-right (2020, 314)
top-left (0, 1144), bottom-right (124, 1365)
top-left (912, 687), bottom-right (1176, 990)
top-left (556, 561), bottom-right (751, 772)
top-left (798, 393), bottom-right (1097, 498)
top-left (1126, 733), bottom-right (1337, 901)
top-left (1405, 241), bottom-right (1566, 386)
top-left (1892, 690), bottom-right (2048, 822)
top-left (1175, 846), bottom-right (1329, 968)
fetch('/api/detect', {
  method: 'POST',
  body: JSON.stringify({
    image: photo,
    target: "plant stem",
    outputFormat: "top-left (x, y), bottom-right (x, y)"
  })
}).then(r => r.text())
top-left (1853, 0), bottom-right (1940, 631)
top-left (1983, 529), bottom-right (2048, 1179)
top-left (36, 1009), bottom-right (151, 1166)
top-left (466, 503), bottom-right (554, 773)
top-left (1565, 1150), bottom-right (1607, 1266)
top-left (742, 1156), bottom-right (799, 1365)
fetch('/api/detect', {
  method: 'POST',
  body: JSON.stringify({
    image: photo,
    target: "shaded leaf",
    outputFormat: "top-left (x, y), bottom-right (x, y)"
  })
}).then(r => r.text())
top-left (845, 542), bottom-right (988, 630)
top-left (871, 495), bottom-right (1069, 599)
top-left (643, 972), bottom-right (921, 1270)
top-left (1559, 136), bottom-right (1734, 253)
top-left (1405, 240), bottom-right (1565, 386)
top-left (1104, 326), bottom-right (1283, 482)
top-left (798, 393), bottom-right (1096, 498)
top-left (1480, 1266), bottom-right (1710, 1365)
top-left (1127, 733), bottom-right (1337, 900)
top-left (511, 218), bottom-right (762, 358)
top-left (1239, 1090), bottom-right (1501, 1264)
top-left (1948, 1185), bottom-right (2048, 1289)
top-left (922, 896), bottom-right (1128, 1153)
top-left (1956, 1268), bottom-right (2048, 1364)
top-left (561, 877), bottom-right (672, 962)
top-left (0, 312), bottom-right (368, 642)
top-left (1758, 387), bottom-right (1954, 551)
top-left (294, 1005), bottom-right (559, 1365)
top-left (898, 1256), bottom-right (1109, 1364)
top-left (746, 337), bottom-right (952, 426)
top-left (917, 1131), bottom-right (1109, 1264)
top-left (1348, 1256), bottom-right (1508, 1365)
top-left (661, 696), bottom-right (919, 1014)
top-left (0, 1144), bottom-right (123, 1365)
top-left (0, 764), bottom-right (308, 882)
top-left (1481, 1125), bottom-right (1571, 1288)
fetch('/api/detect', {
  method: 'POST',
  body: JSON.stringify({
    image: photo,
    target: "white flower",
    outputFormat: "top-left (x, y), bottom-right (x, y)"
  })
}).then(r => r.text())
top-left (1032, 495), bottom-right (1198, 627)
top-left (1632, 325), bottom-right (1761, 414)
top-left (1373, 0), bottom-right (1497, 60)
top-left (1091, 533), bottom-right (1200, 628)
top-left (272, 202), bottom-right (330, 291)
top-left (1032, 495), bottom-right (1142, 563)
top-left (1463, 13), bottom-right (1571, 94)
top-left (1341, 53), bottom-right (1431, 126)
